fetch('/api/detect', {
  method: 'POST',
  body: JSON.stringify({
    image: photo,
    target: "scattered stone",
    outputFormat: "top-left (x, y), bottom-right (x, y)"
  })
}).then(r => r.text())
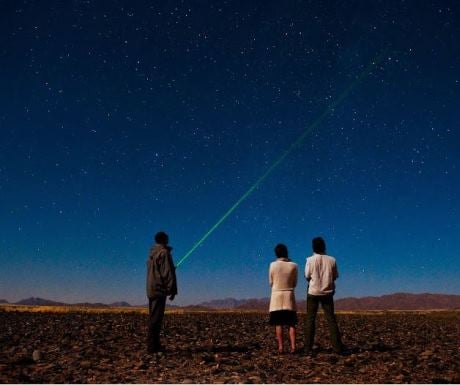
top-left (421, 349), bottom-right (434, 357)
top-left (247, 375), bottom-right (262, 383)
top-left (32, 349), bottom-right (42, 362)
top-left (80, 360), bottom-right (92, 369)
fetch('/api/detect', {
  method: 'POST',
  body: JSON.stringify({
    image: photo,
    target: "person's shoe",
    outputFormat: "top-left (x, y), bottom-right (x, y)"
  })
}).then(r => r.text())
top-left (147, 345), bottom-right (165, 354)
top-left (334, 345), bottom-right (350, 356)
top-left (303, 344), bottom-right (316, 356)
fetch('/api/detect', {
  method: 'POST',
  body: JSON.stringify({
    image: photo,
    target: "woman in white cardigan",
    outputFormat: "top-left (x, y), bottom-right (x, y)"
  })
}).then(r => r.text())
top-left (269, 243), bottom-right (298, 353)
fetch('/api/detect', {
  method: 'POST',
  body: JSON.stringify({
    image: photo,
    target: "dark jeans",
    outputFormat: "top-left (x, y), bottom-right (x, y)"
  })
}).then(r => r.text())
top-left (304, 294), bottom-right (343, 353)
top-left (147, 296), bottom-right (167, 351)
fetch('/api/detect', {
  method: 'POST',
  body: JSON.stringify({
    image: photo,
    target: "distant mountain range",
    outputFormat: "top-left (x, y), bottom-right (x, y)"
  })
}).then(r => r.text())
top-left (200, 293), bottom-right (460, 311)
top-left (1, 293), bottom-right (459, 310)
top-left (3, 297), bottom-right (133, 308)
top-left (334, 293), bottom-right (460, 311)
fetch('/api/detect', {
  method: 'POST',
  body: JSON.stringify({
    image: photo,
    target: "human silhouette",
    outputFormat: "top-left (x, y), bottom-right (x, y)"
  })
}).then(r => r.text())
top-left (269, 243), bottom-right (298, 353)
top-left (304, 237), bottom-right (344, 355)
top-left (146, 231), bottom-right (177, 353)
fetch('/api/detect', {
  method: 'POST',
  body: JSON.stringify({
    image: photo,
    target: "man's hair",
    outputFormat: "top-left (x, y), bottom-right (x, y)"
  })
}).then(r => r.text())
top-left (274, 243), bottom-right (288, 259)
top-left (312, 237), bottom-right (326, 254)
top-left (155, 231), bottom-right (169, 245)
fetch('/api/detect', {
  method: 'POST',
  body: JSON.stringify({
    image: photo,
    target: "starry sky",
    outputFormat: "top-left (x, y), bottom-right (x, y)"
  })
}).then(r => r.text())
top-left (1, 1), bottom-right (459, 306)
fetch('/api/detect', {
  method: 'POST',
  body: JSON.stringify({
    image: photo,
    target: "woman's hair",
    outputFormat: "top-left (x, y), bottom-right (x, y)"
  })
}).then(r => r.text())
top-left (155, 231), bottom-right (169, 245)
top-left (274, 243), bottom-right (288, 259)
top-left (312, 237), bottom-right (326, 254)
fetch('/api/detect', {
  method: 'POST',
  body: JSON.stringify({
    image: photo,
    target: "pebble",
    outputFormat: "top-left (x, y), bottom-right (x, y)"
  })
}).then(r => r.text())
top-left (420, 349), bottom-right (434, 357)
top-left (32, 350), bottom-right (42, 362)
top-left (80, 360), bottom-right (92, 369)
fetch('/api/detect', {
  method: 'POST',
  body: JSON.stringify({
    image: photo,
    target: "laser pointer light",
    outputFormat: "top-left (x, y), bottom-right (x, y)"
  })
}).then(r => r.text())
top-left (176, 50), bottom-right (388, 268)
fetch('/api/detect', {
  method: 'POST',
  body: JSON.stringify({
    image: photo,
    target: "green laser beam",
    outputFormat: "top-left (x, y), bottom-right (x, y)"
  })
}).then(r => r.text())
top-left (176, 50), bottom-right (387, 268)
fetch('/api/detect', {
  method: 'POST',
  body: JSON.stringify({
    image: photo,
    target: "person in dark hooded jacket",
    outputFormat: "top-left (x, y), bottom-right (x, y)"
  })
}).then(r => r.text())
top-left (146, 231), bottom-right (177, 353)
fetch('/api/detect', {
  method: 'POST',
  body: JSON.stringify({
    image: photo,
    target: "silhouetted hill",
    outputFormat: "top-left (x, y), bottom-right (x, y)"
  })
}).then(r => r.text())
top-left (7, 293), bottom-right (460, 310)
top-left (334, 293), bottom-right (460, 310)
top-left (12, 298), bottom-right (128, 308)
top-left (198, 293), bottom-right (460, 311)
top-left (235, 298), bottom-right (270, 310)
top-left (199, 298), bottom-right (250, 309)
top-left (15, 297), bottom-right (67, 306)
top-left (109, 301), bottom-right (132, 307)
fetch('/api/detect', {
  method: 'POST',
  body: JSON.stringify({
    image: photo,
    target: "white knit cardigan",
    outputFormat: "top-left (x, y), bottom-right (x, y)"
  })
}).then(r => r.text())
top-left (269, 258), bottom-right (298, 312)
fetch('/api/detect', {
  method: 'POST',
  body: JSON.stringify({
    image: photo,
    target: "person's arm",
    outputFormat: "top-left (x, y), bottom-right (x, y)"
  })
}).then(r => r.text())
top-left (269, 263), bottom-right (274, 287)
top-left (333, 261), bottom-right (339, 281)
top-left (159, 250), bottom-right (178, 299)
top-left (293, 264), bottom-right (298, 288)
top-left (305, 259), bottom-right (311, 281)
top-left (168, 253), bottom-right (178, 299)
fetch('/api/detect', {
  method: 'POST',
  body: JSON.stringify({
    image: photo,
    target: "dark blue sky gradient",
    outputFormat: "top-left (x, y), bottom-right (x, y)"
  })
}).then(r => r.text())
top-left (0, 1), bottom-right (459, 305)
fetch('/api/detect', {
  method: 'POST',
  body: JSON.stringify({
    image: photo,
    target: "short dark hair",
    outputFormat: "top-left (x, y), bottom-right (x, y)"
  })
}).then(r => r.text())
top-left (274, 243), bottom-right (288, 259)
top-left (155, 231), bottom-right (169, 245)
top-left (312, 237), bottom-right (326, 254)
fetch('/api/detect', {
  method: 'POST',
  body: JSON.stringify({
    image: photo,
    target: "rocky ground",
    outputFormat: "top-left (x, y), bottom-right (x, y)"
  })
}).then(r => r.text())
top-left (0, 309), bottom-right (458, 383)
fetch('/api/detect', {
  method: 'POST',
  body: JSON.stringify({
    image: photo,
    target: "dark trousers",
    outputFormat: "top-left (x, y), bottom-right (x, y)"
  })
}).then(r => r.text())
top-left (147, 296), bottom-right (167, 350)
top-left (304, 294), bottom-right (343, 353)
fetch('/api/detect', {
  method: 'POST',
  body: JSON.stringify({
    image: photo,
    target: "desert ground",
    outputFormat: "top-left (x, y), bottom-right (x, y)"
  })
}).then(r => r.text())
top-left (0, 306), bottom-right (458, 383)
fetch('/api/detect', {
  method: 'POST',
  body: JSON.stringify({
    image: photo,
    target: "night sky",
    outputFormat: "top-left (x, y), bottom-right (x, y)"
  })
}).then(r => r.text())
top-left (1, 1), bottom-right (459, 306)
